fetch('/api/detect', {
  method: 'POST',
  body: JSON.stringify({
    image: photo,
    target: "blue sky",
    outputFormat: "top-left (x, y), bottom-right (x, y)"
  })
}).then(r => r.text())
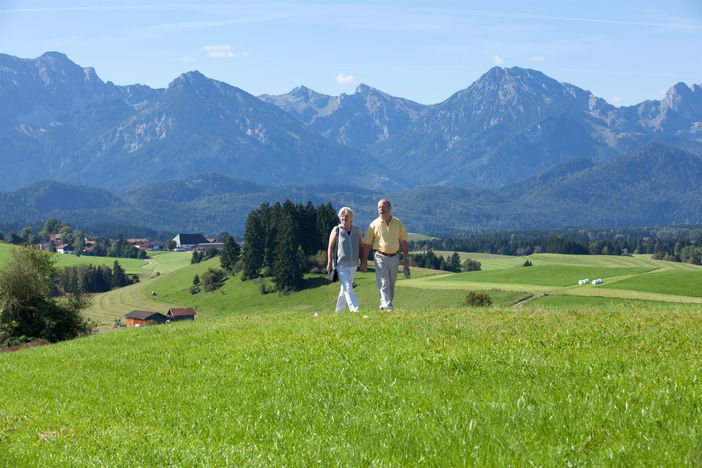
top-left (1, 0), bottom-right (700, 105)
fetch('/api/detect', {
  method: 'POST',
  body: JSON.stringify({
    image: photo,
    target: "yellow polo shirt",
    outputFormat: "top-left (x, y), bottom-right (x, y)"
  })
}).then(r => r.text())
top-left (363, 217), bottom-right (407, 254)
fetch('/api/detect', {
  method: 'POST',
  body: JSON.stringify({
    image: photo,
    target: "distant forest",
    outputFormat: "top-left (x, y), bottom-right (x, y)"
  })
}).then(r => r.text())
top-left (410, 226), bottom-right (702, 265)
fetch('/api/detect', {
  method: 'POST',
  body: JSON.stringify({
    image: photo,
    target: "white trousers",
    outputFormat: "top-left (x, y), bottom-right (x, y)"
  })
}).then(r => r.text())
top-left (335, 265), bottom-right (359, 312)
top-left (374, 253), bottom-right (399, 310)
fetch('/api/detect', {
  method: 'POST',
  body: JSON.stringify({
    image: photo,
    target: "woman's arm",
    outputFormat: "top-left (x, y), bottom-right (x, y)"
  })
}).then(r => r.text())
top-left (326, 228), bottom-right (337, 273)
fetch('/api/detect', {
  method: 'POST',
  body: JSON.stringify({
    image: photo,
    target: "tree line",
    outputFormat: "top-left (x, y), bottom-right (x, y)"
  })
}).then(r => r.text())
top-left (238, 200), bottom-right (337, 293)
top-left (54, 261), bottom-right (137, 294)
top-left (410, 227), bottom-right (702, 265)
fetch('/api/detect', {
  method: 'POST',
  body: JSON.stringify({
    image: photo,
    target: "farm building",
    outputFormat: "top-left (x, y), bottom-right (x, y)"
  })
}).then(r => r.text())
top-left (167, 307), bottom-right (197, 321)
top-left (172, 234), bottom-right (209, 250)
top-left (124, 310), bottom-right (169, 327)
top-left (127, 238), bottom-right (152, 249)
top-left (56, 243), bottom-right (74, 254)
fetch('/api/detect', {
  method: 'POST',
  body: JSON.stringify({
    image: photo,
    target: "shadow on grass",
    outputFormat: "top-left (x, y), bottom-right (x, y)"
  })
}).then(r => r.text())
top-left (302, 267), bottom-right (376, 291)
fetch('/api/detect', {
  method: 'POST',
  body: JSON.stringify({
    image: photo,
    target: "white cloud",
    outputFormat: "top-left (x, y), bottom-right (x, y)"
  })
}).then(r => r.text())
top-left (528, 56), bottom-right (545, 62)
top-left (203, 44), bottom-right (237, 59)
top-left (336, 73), bottom-right (356, 85)
top-left (609, 96), bottom-right (622, 105)
top-left (492, 55), bottom-right (505, 66)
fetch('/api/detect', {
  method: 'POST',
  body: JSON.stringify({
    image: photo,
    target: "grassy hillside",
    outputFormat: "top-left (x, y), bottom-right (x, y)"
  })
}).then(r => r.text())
top-left (1, 308), bottom-right (702, 464)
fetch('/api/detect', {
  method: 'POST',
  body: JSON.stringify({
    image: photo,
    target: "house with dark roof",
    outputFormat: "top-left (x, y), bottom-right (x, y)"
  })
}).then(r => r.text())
top-left (124, 310), bottom-right (169, 327)
top-left (56, 243), bottom-right (75, 254)
top-left (172, 234), bottom-right (210, 250)
top-left (167, 307), bottom-right (197, 322)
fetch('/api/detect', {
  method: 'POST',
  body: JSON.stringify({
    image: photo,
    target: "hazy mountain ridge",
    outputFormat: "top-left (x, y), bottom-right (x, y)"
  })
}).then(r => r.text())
top-left (3, 144), bottom-right (701, 235)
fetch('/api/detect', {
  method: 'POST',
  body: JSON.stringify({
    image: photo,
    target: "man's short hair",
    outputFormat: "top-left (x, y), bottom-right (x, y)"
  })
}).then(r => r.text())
top-left (378, 198), bottom-right (391, 208)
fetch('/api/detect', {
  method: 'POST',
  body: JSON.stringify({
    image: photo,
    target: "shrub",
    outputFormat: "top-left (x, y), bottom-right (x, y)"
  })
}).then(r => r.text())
top-left (189, 285), bottom-right (201, 295)
top-left (523, 259), bottom-right (533, 267)
top-left (201, 268), bottom-right (226, 292)
top-left (258, 280), bottom-right (276, 295)
top-left (464, 291), bottom-right (492, 307)
top-left (462, 258), bottom-right (482, 272)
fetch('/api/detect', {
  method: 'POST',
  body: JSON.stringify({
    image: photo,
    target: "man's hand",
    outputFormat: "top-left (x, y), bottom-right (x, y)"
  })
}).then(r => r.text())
top-left (360, 260), bottom-right (368, 272)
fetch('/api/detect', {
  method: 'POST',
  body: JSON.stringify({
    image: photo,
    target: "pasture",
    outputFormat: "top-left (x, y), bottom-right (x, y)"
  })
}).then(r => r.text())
top-left (410, 252), bottom-right (702, 305)
top-left (2, 308), bottom-right (702, 465)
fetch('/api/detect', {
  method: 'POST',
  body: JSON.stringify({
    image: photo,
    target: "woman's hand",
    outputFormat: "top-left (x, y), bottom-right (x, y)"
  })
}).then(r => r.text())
top-left (326, 262), bottom-right (333, 274)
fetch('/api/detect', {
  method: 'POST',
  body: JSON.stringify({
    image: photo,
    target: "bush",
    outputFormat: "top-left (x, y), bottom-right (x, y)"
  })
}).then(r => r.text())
top-left (258, 280), bottom-right (276, 295)
top-left (462, 258), bottom-right (482, 272)
top-left (201, 268), bottom-right (226, 292)
top-left (523, 259), bottom-right (533, 267)
top-left (189, 285), bottom-right (201, 295)
top-left (464, 291), bottom-right (492, 307)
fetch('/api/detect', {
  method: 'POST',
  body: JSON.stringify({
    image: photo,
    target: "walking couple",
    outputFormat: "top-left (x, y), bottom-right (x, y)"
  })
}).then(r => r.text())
top-left (326, 198), bottom-right (410, 312)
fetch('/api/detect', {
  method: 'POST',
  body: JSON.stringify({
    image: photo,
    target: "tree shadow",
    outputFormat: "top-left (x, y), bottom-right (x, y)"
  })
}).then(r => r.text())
top-left (302, 276), bottom-right (332, 290)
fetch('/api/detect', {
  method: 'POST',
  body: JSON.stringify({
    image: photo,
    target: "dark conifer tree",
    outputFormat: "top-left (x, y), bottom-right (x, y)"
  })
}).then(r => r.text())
top-left (241, 211), bottom-right (264, 280)
top-left (273, 210), bottom-right (304, 293)
top-left (220, 235), bottom-right (241, 272)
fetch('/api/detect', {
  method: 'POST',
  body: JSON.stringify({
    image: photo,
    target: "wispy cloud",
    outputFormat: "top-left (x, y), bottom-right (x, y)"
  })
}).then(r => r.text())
top-left (528, 55), bottom-right (545, 62)
top-left (609, 96), bottom-right (622, 105)
top-left (492, 55), bottom-right (505, 66)
top-left (336, 73), bottom-right (356, 85)
top-left (203, 44), bottom-right (246, 59)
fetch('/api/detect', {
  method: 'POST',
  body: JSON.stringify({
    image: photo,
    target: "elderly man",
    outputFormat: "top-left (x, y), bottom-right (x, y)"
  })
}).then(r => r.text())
top-left (361, 198), bottom-right (410, 310)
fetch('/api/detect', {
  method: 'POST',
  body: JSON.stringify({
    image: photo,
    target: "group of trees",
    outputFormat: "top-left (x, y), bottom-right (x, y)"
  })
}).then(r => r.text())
top-left (54, 261), bottom-right (136, 294)
top-left (0, 247), bottom-right (94, 344)
top-left (410, 227), bottom-right (702, 265)
top-left (410, 250), bottom-right (482, 273)
top-left (239, 201), bottom-right (337, 293)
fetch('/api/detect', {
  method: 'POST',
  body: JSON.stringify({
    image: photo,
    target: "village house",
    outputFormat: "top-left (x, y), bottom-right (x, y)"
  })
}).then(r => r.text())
top-left (172, 233), bottom-right (209, 251)
top-left (48, 233), bottom-right (62, 244)
top-left (124, 310), bottom-right (169, 327)
top-left (127, 238), bottom-right (153, 250)
top-left (56, 243), bottom-right (74, 254)
top-left (167, 307), bottom-right (197, 321)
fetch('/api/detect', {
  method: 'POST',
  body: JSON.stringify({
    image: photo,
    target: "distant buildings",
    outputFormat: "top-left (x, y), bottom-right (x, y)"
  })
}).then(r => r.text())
top-left (172, 233), bottom-right (223, 251)
top-left (124, 307), bottom-right (197, 327)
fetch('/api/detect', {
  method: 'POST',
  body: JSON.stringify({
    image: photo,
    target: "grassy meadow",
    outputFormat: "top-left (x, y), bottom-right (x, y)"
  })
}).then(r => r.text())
top-left (2, 243), bottom-right (702, 463)
top-left (2, 308), bottom-right (702, 464)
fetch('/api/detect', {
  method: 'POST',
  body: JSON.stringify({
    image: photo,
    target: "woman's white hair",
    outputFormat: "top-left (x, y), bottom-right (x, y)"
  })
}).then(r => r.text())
top-left (338, 206), bottom-right (354, 217)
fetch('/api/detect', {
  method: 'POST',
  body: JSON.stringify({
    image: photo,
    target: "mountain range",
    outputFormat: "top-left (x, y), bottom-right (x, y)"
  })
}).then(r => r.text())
top-left (1, 51), bottom-right (701, 234)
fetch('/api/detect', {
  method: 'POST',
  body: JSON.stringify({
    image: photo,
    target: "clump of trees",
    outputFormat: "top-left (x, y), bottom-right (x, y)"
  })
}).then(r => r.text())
top-left (191, 248), bottom-right (220, 264)
top-left (0, 246), bottom-right (94, 344)
top-left (53, 260), bottom-right (136, 294)
top-left (239, 200), bottom-right (337, 293)
top-left (411, 250), bottom-right (462, 272)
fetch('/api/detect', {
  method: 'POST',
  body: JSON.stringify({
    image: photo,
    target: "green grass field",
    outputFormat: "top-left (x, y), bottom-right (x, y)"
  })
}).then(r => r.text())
top-left (3, 246), bottom-right (702, 463)
top-left (2, 308), bottom-right (702, 465)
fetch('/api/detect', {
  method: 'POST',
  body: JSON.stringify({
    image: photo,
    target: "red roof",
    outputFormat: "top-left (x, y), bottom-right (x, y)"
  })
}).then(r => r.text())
top-left (49, 234), bottom-right (62, 241)
top-left (168, 307), bottom-right (197, 317)
top-left (56, 243), bottom-right (73, 249)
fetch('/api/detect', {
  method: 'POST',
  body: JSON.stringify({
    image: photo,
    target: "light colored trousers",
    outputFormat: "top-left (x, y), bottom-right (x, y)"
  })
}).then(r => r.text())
top-left (335, 265), bottom-right (359, 312)
top-left (374, 253), bottom-right (399, 310)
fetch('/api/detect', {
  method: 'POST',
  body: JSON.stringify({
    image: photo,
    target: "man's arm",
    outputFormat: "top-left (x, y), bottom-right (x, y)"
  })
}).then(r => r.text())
top-left (400, 240), bottom-right (410, 267)
top-left (360, 243), bottom-right (370, 272)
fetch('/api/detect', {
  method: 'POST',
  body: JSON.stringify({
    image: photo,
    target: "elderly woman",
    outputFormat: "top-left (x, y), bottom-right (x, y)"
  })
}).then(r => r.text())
top-left (326, 206), bottom-right (364, 312)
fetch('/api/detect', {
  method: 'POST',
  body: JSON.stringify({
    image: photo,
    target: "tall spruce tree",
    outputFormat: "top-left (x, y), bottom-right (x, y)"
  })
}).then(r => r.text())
top-left (273, 210), bottom-right (304, 293)
top-left (241, 211), bottom-right (264, 280)
top-left (220, 235), bottom-right (241, 272)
